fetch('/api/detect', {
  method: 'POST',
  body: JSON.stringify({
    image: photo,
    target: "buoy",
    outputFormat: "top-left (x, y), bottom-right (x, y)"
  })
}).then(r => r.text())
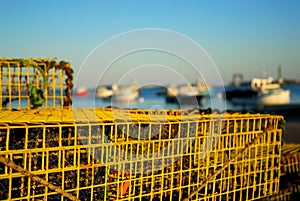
top-left (139, 97), bottom-right (145, 103)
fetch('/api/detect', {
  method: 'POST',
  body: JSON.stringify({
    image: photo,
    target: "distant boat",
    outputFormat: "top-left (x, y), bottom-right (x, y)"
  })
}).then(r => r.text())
top-left (75, 87), bottom-right (88, 97)
top-left (111, 82), bottom-right (140, 103)
top-left (224, 73), bottom-right (255, 100)
top-left (165, 84), bottom-right (179, 103)
top-left (96, 84), bottom-right (117, 100)
top-left (166, 78), bottom-right (210, 105)
top-left (232, 77), bottom-right (290, 108)
top-left (225, 85), bottom-right (257, 100)
top-left (177, 84), bottom-right (205, 104)
top-left (166, 85), bottom-right (207, 104)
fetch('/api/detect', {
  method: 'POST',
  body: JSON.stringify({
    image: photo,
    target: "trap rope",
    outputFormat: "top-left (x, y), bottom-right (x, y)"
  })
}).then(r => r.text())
top-left (0, 155), bottom-right (80, 201)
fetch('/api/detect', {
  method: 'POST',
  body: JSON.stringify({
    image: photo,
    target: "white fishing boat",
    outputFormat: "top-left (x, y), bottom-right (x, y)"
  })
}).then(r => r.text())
top-left (111, 82), bottom-right (140, 103)
top-left (165, 84), bottom-right (179, 103)
top-left (166, 78), bottom-right (210, 104)
top-left (96, 84), bottom-right (117, 99)
top-left (232, 77), bottom-right (290, 108)
top-left (75, 87), bottom-right (88, 97)
top-left (177, 84), bottom-right (205, 104)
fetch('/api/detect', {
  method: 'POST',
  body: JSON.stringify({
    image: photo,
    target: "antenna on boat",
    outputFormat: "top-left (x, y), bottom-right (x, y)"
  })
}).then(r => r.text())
top-left (278, 65), bottom-right (284, 84)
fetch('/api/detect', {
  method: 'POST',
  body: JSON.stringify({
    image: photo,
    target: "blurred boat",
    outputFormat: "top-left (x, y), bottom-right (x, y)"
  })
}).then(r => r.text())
top-left (112, 82), bottom-right (140, 103)
top-left (232, 77), bottom-right (290, 108)
top-left (166, 78), bottom-right (210, 105)
top-left (224, 73), bottom-right (256, 100)
top-left (75, 87), bottom-right (88, 97)
top-left (225, 85), bottom-right (257, 100)
top-left (96, 84), bottom-right (117, 100)
top-left (177, 84), bottom-right (205, 104)
top-left (166, 85), bottom-right (207, 104)
top-left (165, 84), bottom-right (179, 103)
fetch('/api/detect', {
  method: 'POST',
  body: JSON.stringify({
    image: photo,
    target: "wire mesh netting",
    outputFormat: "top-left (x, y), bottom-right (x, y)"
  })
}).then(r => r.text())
top-left (266, 143), bottom-right (300, 201)
top-left (0, 58), bottom-right (73, 109)
top-left (0, 108), bottom-right (283, 201)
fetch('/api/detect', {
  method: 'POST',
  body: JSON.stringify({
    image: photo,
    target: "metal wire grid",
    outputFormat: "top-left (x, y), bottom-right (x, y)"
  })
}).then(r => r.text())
top-left (0, 58), bottom-right (73, 109)
top-left (0, 109), bottom-right (283, 201)
top-left (266, 144), bottom-right (300, 201)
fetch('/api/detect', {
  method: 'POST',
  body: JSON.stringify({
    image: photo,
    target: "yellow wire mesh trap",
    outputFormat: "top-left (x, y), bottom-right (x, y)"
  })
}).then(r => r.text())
top-left (267, 143), bottom-right (300, 201)
top-left (0, 58), bottom-right (73, 109)
top-left (0, 108), bottom-right (283, 201)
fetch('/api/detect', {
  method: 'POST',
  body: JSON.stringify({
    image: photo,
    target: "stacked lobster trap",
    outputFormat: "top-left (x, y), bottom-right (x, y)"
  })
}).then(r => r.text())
top-left (0, 58), bottom-right (73, 109)
top-left (0, 57), bottom-right (286, 200)
top-left (266, 143), bottom-right (300, 201)
top-left (0, 108), bottom-right (283, 201)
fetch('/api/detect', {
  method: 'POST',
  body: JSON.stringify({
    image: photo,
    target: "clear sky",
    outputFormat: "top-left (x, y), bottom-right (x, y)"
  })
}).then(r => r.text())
top-left (1, 0), bottom-right (299, 88)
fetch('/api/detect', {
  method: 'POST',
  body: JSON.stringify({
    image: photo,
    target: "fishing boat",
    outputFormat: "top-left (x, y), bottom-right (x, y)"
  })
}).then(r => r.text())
top-left (75, 87), bottom-right (88, 97)
top-left (177, 84), bottom-right (205, 104)
top-left (224, 73), bottom-right (256, 100)
top-left (166, 84), bottom-right (207, 105)
top-left (111, 82), bottom-right (140, 103)
top-left (165, 84), bottom-right (179, 103)
top-left (232, 77), bottom-right (290, 108)
top-left (166, 78), bottom-right (209, 105)
top-left (95, 84), bottom-right (117, 100)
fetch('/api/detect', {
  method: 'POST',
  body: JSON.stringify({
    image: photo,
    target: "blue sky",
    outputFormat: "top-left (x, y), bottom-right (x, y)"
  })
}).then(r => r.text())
top-left (1, 0), bottom-right (299, 87)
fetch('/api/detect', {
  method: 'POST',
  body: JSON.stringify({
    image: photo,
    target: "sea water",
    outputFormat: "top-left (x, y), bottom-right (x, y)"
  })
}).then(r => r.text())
top-left (4, 85), bottom-right (299, 111)
top-left (72, 85), bottom-right (300, 111)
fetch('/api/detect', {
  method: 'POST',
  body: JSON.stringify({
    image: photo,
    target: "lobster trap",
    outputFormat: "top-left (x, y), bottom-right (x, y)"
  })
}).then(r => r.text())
top-left (0, 108), bottom-right (283, 201)
top-left (0, 58), bottom-right (73, 109)
top-left (266, 143), bottom-right (300, 201)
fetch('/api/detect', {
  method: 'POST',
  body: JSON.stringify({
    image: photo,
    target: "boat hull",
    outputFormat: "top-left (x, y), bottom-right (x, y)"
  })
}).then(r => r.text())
top-left (178, 95), bottom-right (203, 105)
top-left (96, 87), bottom-right (114, 99)
top-left (75, 87), bottom-right (88, 97)
top-left (231, 90), bottom-right (290, 108)
top-left (112, 89), bottom-right (139, 103)
top-left (258, 90), bottom-right (290, 105)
